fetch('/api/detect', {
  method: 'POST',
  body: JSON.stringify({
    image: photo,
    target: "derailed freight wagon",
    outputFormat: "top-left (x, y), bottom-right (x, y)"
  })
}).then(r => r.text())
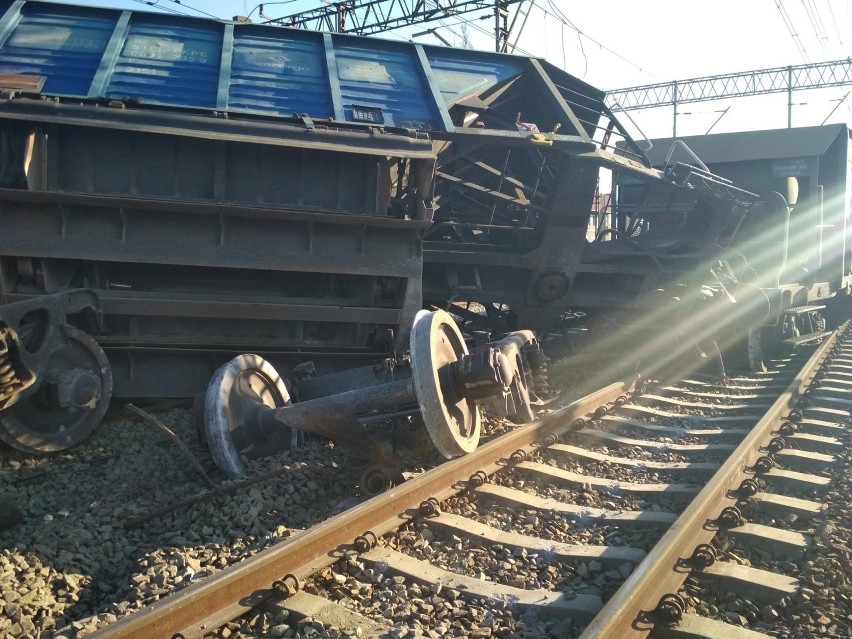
top-left (621, 125), bottom-right (852, 371)
top-left (0, 0), bottom-right (779, 476)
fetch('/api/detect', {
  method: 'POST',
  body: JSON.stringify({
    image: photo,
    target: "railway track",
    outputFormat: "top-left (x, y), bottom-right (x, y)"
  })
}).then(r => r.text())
top-left (2, 326), bottom-right (850, 639)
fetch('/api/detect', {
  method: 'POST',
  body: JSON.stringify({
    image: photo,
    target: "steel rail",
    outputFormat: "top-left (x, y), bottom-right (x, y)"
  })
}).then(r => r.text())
top-left (578, 327), bottom-right (840, 639)
top-left (90, 378), bottom-right (637, 639)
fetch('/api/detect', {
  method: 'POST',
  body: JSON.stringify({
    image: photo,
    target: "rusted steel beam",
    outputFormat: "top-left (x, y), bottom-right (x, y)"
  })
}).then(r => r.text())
top-left (89, 377), bottom-right (636, 639)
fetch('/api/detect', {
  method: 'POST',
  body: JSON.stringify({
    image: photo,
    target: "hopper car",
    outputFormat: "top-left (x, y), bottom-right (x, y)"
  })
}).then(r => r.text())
top-left (0, 0), bottom-right (846, 478)
top-left (632, 124), bottom-right (852, 372)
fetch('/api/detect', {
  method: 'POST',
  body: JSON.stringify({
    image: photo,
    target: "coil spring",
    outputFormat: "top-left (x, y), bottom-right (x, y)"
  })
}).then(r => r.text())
top-left (0, 329), bottom-right (35, 404)
top-left (0, 350), bottom-right (22, 399)
top-left (526, 350), bottom-right (552, 398)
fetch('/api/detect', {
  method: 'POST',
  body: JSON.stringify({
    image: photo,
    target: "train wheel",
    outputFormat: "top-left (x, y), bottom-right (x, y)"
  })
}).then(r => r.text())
top-left (204, 354), bottom-right (291, 478)
top-left (410, 310), bottom-right (481, 458)
top-left (0, 326), bottom-right (112, 453)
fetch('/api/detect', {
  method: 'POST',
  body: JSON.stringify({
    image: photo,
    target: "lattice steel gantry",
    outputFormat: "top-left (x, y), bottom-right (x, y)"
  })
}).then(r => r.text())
top-left (264, 0), bottom-right (522, 50)
top-left (607, 58), bottom-right (852, 135)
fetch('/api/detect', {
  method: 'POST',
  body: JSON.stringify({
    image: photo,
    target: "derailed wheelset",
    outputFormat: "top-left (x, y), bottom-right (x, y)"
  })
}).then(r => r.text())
top-left (203, 310), bottom-right (547, 478)
top-left (0, 290), bottom-right (112, 453)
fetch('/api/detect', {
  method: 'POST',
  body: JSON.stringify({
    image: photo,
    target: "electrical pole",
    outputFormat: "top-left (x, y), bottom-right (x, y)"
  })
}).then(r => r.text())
top-left (495, 0), bottom-right (509, 52)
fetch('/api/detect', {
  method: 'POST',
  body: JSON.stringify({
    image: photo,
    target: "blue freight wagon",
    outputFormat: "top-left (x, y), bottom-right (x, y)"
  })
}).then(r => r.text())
top-left (0, 1), bottom-right (787, 478)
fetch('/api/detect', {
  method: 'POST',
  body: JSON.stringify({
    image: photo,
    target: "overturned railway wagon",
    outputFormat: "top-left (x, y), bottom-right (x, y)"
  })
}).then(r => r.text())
top-left (0, 0), bottom-right (784, 472)
top-left (618, 126), bottom-right (852, 371)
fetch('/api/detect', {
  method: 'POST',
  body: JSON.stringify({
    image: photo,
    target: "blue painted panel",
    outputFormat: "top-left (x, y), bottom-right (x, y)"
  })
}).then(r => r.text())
top-left (333, 40), bottom-right (442, 131)
top-left (425, 49), bottom-right (525, 105)
top-left (0, 3), bottom-right (115, 95)
top-left (228, 27), bottom-right (333, 118)
top-left (0, 1), bottom-right (532, 130)
top-left (106, 15), bottom-right (221, 108)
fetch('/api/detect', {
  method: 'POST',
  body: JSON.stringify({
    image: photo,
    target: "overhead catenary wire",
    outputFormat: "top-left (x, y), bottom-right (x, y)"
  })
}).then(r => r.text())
top-left (425, 15), bottom-right (484, 48)
top-left (573, 22), bottom-right (586, 77)
top-left (132, 0), bottom-right (477, 46)
top-left (159, 0), bottom-right (222, 20)
top-left (819, 0), bottom-right (851, 114)
top-left (546, 0), bottom-right (576, 74)
top-left (436, 17), bottom-right (489, 50)
top-left (130, 0), bottom-right (196, 18)
top-left (258, 0), bottom-right (649, 78)
top-left (447, 14), bottom-right (535, 55)
top-left (821, 91), bottom-right (849, 124)
top-left (773, 0), bottom-right (810, 62)
top-left (800, 0), bottom-right (831, 57)
top-left (823, 0), bottom-right (845, 48)
top-left (781, 0), bottom-right (852, 123)
top-left (245, 1), bottom-right (299, 19)
top-left (534, 2), bottom-right (657, 79)
top-left (405, 12), bottom-right (489, 49)
top-left (423, 10), bottom-right (537, 57)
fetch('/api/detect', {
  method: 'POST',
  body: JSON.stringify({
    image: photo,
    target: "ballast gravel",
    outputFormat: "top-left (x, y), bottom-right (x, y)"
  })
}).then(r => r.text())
top-left (0, 407), bottom-right (363, 638)
top-left (0, 404), bottom-right (526, 639)
top-left (682, 413), bottom-right (852, 639)
top-left (311, 544), bottom-right (587, 639)
top-left (4, 356), bottom-right (844, 639)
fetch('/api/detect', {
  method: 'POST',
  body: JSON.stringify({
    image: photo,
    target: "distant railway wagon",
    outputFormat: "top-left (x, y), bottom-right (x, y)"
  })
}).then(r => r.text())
top-left (638, 125), bottom-right (851, 291)
top-left (0, 0), bottom-right (834, 477)
top-left (628, 125), bottom-right (852, 369)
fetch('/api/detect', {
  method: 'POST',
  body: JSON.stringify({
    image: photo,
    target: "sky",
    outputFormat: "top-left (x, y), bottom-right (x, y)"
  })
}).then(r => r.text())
top-left (68, 0), bottom-right (852, 140)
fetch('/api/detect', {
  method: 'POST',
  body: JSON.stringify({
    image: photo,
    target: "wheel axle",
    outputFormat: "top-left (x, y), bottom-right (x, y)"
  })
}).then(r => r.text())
top-left (204, 310), bottom-right (540, 478)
